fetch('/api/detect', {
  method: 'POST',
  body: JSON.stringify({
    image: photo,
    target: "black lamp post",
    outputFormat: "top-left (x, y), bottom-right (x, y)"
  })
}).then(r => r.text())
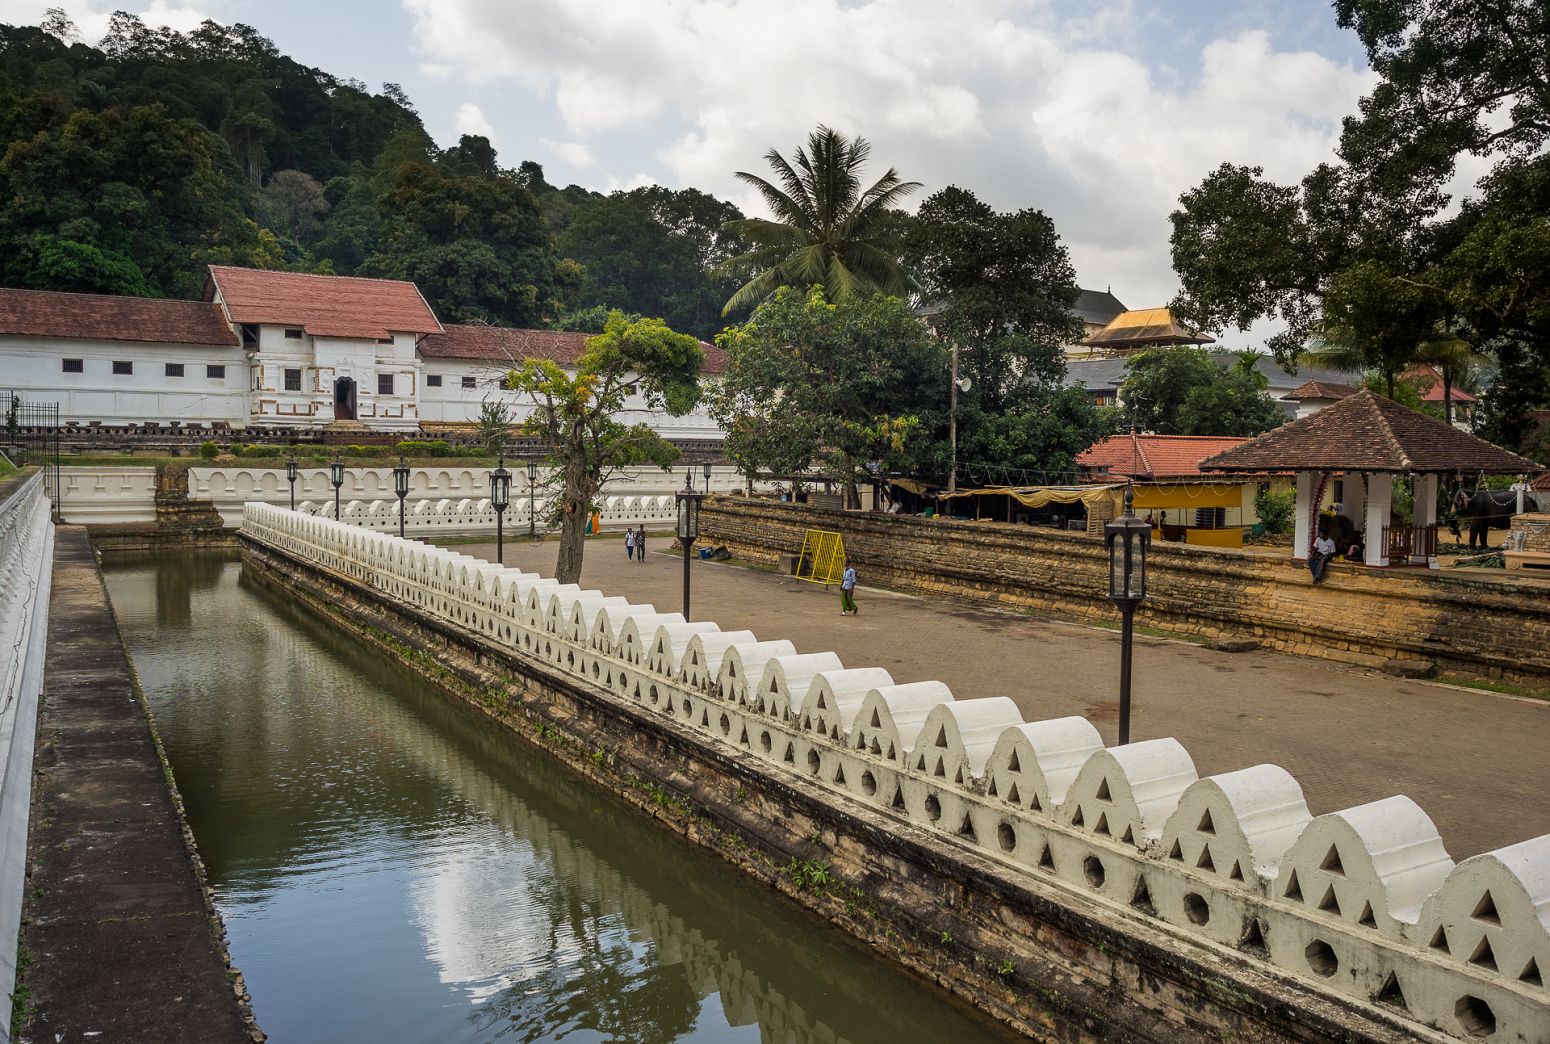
top-left (329, 457), bottom-right (345, 520)
top-left (285, 453), bottom-right (298, 511)
top-left (1104, 483), bottom-right (1150, 745)
top-left (525, 460), bottom-right (538, 537)
top-left (702, 461), bottom-right (712, 491)
top-left (393, 454), bottom-right (411, 538)
top-left (675, 469), bottom-right (703, 619)
top-left (490, 455), bottom-right (512, 564)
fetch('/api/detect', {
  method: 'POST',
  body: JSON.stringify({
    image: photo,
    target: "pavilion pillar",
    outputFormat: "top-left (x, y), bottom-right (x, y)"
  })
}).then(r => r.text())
top-left (1364, 473), bottom-right (1393, 567)
top-left (1415, 473), bottom-right (1439, 567)
top-left (1293, 472), bottom-right (1315, 561)
top-left (1341, 473), bottom-right (1366, 530)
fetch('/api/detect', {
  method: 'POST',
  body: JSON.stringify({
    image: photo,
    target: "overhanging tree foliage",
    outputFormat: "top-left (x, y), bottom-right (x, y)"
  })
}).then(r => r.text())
top-left (506, 311), bottom-right (703, 584)
top-left (1120, 348), bottom-right (1286, 437)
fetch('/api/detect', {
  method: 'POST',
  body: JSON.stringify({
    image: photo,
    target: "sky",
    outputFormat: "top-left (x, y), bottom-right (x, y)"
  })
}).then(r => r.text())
top-left (2, 0), bottom-right (1391, 347)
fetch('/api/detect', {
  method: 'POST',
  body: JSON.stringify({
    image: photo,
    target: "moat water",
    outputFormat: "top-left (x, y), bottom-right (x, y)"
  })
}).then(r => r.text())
top-left (102, 553), bottom-right (1015, 1044)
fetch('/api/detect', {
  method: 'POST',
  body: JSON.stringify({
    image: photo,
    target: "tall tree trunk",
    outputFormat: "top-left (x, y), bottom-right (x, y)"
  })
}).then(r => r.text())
top-left (1442, 367), bottom-right (1454, 425)
top-left (1385, 371), bottom-right (1396, 399)
top-left (553, 435), bottom-right (596, 585)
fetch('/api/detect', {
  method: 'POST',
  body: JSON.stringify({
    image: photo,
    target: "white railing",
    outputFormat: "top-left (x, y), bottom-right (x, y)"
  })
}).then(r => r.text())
top-left (240, 503), bottom-right (1550, 1044)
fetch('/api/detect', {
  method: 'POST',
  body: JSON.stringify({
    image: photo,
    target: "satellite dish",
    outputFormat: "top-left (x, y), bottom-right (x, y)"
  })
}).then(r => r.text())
top-left (956, 376), bottom-right (972, 392)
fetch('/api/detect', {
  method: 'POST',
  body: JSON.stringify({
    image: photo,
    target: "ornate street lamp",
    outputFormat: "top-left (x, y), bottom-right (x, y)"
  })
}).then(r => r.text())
top-left (525, 459), bottom-right (538, 537)
top-left (1104, 483), bottom-right (1150, 745)
top-left (285, 453), bottom-right (298, 511)
top-left (490, 455), bottom-right (512, 564)
top-left (702, 461), bottom-right (712, 490)
top-left (329, 457), bottom-right (345, 520)
top-left (393, 454), bottom-right (411, 538)
top-left (675, 468), bottom-right (703, 619)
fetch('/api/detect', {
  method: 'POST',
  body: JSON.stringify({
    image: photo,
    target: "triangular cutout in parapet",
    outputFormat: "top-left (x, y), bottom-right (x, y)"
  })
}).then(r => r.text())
top-left (870, 708), bottom-right (881, 728)
top-left (1376, 972), bottom-right (1407, 1010)
top-left (954, 766), bottom-right (964, 786)
top-left (1284, 870), bottom-right (1303, 902)
top-left (1025, 789), bottom-right (1037, 811)
top-left (1007, 749), bottom-right (1021, 773)
top-left (1168, 839), bottom-right (1184, 863)
top-left (1471, 891), bottom-right (1501, 926)
top-left (885, 743), bottom-right (895, 761)
top-left (933, 760), bottom-right (946, 779)
top-left (1317, 884), bottom-right (1342, 917)
top-left (958, 815), bottom-right (976, 841)
top-left (1038, 843), bottom-right (1055, 871)
top-left (1239, 919), bottom-right (1268, 957)
top-left (700, 709), bottom-right (711, 728)
top-left (891, 787), bottom-right (906, 812)
top-left (783, 743), bottom-right (795, 764)
top-left (1094, 813), bottom-right (1110, 837)
top-left (833, 764), bottom-right (847, 787)
top-left (1120, 825), bottom-right (1134, 846)
top-left (1096, 778), bottom-right (1111, 801)
top-left (988, 778), bottom-right (999, 798)
top-left (1519, 957), bottom-right (1543, 987)
top-left (1197, 808), bottom-right (1215, 835)
top-left (934, 726), bottom-right (949, 748)
top-left (1070, 807), bottom-right (1084, 828)
top-left (1469, 936), bottom-right (1498, 972)
top-left (1319, 844), bottom-right (1345, 877)
top-left (1197, 845), bottom-right (1215, 873)
top-left (1357, 902), bottom-right (1377, 929)
top-left (1429, 926), bottom-right (1450, 954)
top-left (739, 726), bottom-right (750, 746)
top-left (1229, 861), bottom-right (1244, 882)
top-left (1130, 877), bottom-right (1156, 916)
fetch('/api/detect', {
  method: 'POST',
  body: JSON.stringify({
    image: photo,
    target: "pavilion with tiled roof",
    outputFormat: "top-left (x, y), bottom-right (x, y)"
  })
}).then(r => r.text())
top-left (1202, 390), bottom-right (1544, 568)
top-left (1080, 307), bottom-right (1215, 353)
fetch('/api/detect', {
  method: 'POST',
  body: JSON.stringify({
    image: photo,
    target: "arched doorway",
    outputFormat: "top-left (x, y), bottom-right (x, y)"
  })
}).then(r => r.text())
top-left (334, 377), bottom-right (357, 421)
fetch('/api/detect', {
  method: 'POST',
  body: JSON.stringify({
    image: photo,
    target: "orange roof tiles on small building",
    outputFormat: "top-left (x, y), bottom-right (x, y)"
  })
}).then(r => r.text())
top-left (1081, 307), bottom-right (1215, 351)
top-left (0, 286), bottom-right (238, 347)
top-left (206, 266), bottom-right (442, 340)
top-left (1405, 364), bottom-right (1477, 404)
top-left (419, 324), bottom-right (728, 374)
top-left (1077, 433), bottom-right (1250, 480)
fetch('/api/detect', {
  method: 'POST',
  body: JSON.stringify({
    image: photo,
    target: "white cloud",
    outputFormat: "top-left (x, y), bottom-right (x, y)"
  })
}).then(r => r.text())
top-left (454, 102), bottom-right (496, 142)
top-left (404, 0), bottom-right (1374, 336)
top-left (0, 0), bottom-right (216, 42)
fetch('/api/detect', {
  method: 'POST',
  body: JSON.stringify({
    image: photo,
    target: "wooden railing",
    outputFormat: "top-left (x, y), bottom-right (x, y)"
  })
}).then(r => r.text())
top-left (1384, 522), bottom-right (1438, 561)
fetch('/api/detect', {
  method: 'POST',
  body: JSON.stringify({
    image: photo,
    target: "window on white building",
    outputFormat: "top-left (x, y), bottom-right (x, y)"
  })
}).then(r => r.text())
top-left (377, 373), bottom-right (394, 396)
top-left (62, 358), bottom-right (83, 373)
top-left (112, 360), bottom-right (132, 375)
top-left (426, 374), bottom-right (442, 387)
top-left (461, 375), bottom-right (477, 389)
top-left (166, 363), bottom-right (185, 377)
top-left (207, 365), bottom-right (226, 379)
top-left (284, 368), bottom-right (302, 391)
top-left (284, 328), bottom-right (303, 340)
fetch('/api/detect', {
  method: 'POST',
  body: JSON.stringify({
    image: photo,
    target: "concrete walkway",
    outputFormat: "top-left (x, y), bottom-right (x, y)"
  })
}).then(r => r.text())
top-left (456, 534), bottom-right (1550, 860)
top-left (19, 528), bottom-right (253, 1043)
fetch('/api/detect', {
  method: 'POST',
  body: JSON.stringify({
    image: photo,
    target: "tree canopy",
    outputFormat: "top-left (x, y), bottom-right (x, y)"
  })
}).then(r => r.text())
top-left (717, 126), bottom-right (919, 315)
top-left (1120, 349), bottom-right (1287, 438)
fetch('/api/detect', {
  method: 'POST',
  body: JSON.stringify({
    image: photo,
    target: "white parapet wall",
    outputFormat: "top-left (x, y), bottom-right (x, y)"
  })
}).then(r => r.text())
top-left (0, 473), bottom-right (56, 1033)
top-left (57, 466), bottom-right (159, 525)
top-left (238, 502), bottom-right (1550, 1044)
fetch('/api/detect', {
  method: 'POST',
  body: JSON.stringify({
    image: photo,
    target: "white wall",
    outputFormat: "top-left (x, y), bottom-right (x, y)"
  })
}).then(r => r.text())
top-left (248, 325), bottom-right (420, 430)
top-left (0, 335), bottom-right (247, 426)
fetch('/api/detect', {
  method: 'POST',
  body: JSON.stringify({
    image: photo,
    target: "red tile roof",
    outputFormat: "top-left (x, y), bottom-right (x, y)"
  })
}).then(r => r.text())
top-left (0, 286), bottom-right (238, 347)
top-left (206, 266), bottom-right (442, 339)
top-left (1284, 379), bottom-right (1359, 401)
top-left (1407, 365), bottom-right (1477, 403)
top-left (419, 324), bottom-right (727, 374)
top-left (1077, 433), bottom-right (1249, 480)
top-left (1201, 390), bottom-right (1544, 474)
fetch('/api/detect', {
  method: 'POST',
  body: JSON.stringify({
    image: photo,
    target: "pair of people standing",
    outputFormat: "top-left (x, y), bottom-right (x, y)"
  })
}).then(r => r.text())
top-left (624, 526), bottom-right (648, 562)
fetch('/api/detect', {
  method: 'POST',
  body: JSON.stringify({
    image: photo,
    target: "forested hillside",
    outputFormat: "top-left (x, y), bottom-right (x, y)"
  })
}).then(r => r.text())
top-left (0, 12), bottom-right (745, 337)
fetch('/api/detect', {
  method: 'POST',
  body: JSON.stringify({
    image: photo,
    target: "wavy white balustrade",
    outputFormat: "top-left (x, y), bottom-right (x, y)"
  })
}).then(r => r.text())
top-left (240, 503), bottom-right (1550, 1044)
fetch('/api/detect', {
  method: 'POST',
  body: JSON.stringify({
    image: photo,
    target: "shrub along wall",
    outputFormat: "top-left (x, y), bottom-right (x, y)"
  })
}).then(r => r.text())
top-left (699, 498), bottom-right (1550, 685)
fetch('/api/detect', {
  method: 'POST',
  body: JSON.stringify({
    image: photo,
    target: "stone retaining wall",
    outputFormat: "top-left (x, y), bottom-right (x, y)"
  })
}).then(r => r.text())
top-left (239, 503), bottom-right (1550, 1043)
top-left (699, 497), bottom-right (1550, 684)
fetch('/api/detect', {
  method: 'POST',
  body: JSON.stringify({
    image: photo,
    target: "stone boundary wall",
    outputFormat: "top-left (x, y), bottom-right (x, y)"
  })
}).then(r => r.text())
top-left (699, 497), bottom-right (1550, 684)
top-left (241, 503), bottom-right (1550, 1044)
top-left (0, 473), bottom-right (55, 1035)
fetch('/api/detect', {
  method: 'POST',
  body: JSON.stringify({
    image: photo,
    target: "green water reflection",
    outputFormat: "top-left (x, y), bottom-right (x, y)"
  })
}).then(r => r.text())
top-left (102, 553), bottom-right (1017, 1044)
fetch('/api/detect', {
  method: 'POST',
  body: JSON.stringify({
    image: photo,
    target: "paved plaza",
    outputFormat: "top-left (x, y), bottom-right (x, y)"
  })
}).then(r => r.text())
top-left (456, 533), bottom-right (1550, 859)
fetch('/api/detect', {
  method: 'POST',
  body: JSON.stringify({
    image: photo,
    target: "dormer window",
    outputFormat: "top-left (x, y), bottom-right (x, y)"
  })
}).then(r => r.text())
top-left (284, 328), bottom-right (303, 340)
top-left (239, 324), bottom-right (260, 347)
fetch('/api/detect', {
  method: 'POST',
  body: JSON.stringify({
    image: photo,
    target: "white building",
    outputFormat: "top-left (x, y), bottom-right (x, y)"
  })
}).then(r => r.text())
top-left (0, 266), bottom-right (726, 439)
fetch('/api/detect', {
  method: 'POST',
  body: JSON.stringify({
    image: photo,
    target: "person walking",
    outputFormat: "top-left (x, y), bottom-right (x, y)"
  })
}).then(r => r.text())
top-left (839, 562), bottom-right (858, 615)
top-left (625, 527), bottom-right (636, 561)
top-left (635, 525), bottom-right (647, 562)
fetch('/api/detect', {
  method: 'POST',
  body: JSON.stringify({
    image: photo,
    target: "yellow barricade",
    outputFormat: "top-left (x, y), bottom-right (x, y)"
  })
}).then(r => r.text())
top-left (795, 529), bottom-right (846, 586)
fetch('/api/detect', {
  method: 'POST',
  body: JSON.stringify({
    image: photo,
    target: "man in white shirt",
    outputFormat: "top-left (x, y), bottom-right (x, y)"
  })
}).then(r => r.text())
top-left (1310, 525), bottom-right (1336, 583)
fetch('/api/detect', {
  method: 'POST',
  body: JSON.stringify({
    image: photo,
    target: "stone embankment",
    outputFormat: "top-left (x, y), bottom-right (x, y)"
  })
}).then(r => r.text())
top-left (15, 528), bottom-right (257, 1043)
top-left (699, 497), bottom-right (1550, 685)
top-left (241, 502), bottom-right (1550, 1044)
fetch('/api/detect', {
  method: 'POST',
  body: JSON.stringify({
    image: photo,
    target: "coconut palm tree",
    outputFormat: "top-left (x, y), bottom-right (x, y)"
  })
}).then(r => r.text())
top-left (717, 126), bottom-right (920, 316)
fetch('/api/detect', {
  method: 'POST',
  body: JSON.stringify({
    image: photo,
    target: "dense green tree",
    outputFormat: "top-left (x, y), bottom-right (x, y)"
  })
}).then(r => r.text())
top-left (717, 126), bottom-right (919, 315)
top-left (260, 169), bottom-right (329, 243)
top-left (901, 186), bottom-right (1107, 483)
top-left (558, 186), bottom-right (745, 338)
top-left (506, 311), bottom-right (703, 584)
top-left (711, 287), bottom-right (947, 505)
top-left (1120, 348), bottom-right (1286, 437)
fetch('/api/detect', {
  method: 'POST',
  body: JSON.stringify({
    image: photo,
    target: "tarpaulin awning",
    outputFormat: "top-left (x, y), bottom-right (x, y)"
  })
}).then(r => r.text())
top-left (937, 484), bottom-right (1122, 509)
top-left (886, 477), bottom-right (938, 496)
